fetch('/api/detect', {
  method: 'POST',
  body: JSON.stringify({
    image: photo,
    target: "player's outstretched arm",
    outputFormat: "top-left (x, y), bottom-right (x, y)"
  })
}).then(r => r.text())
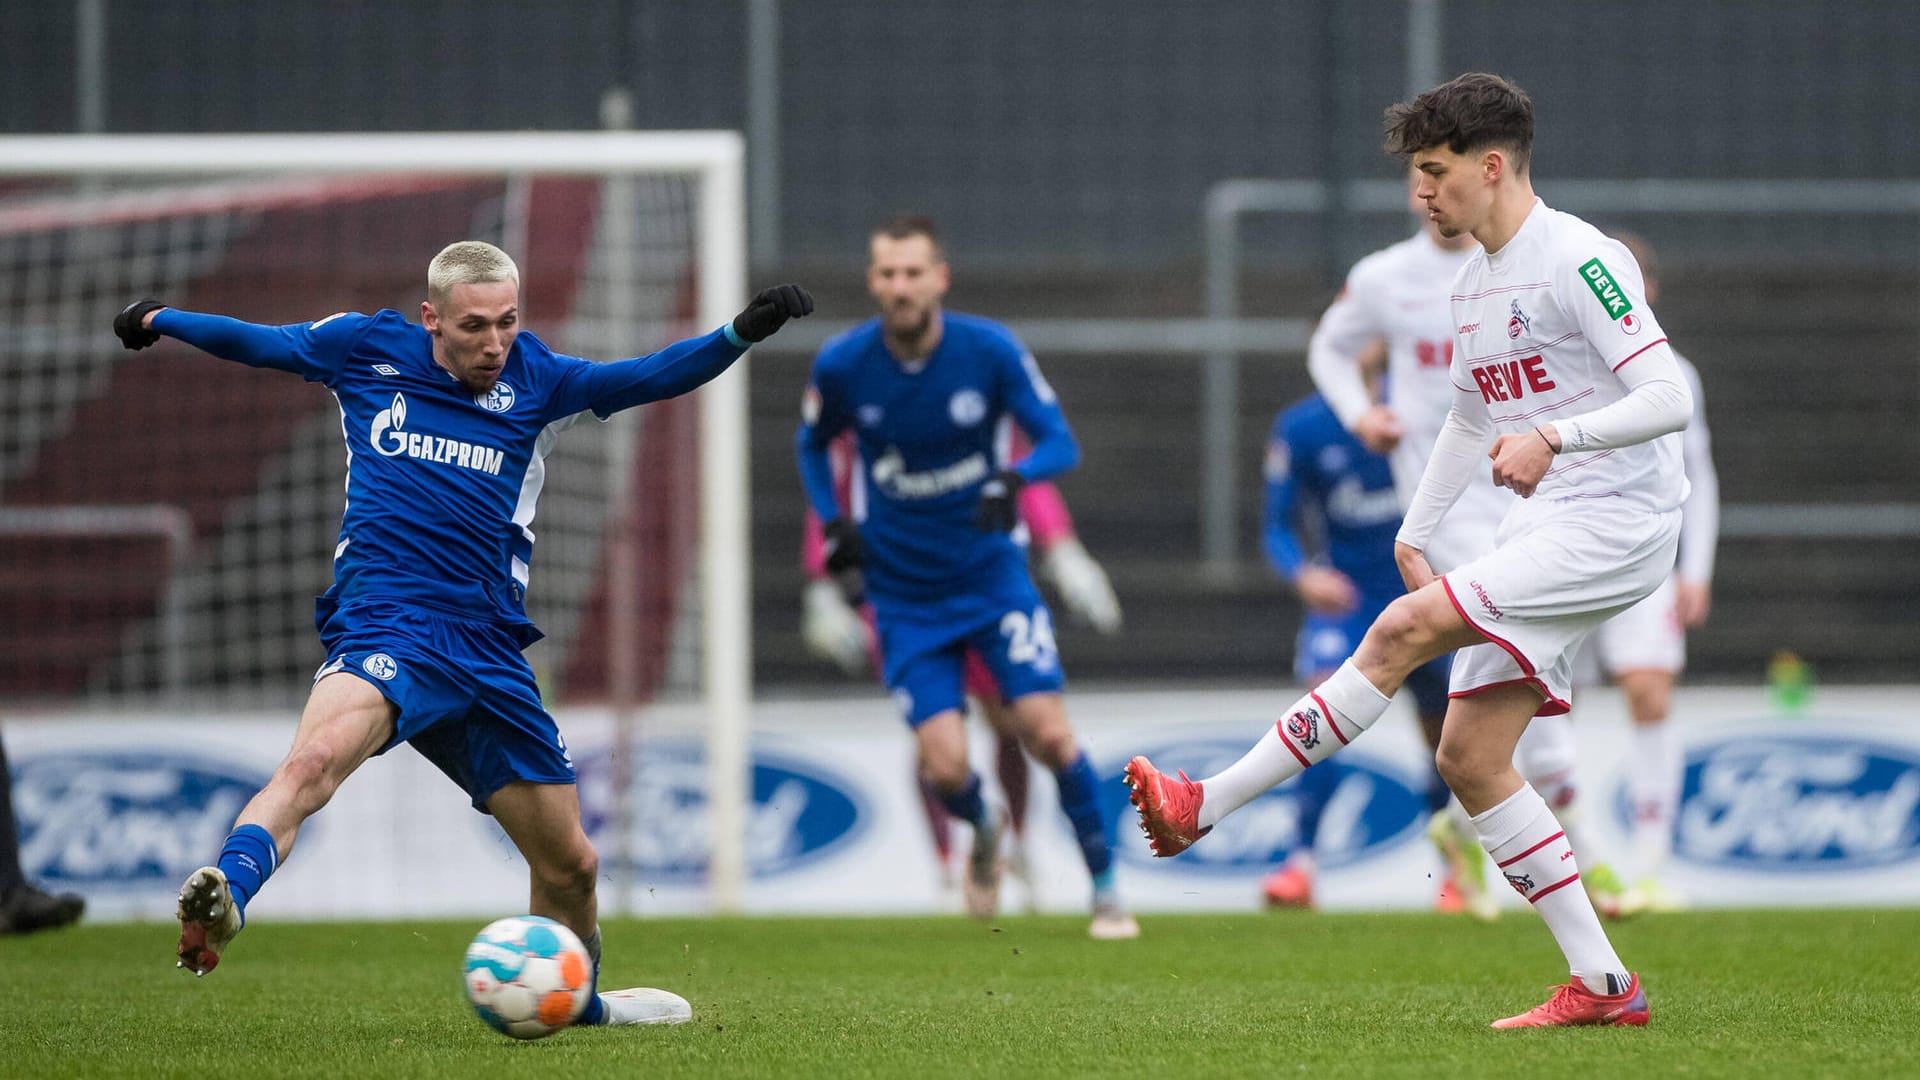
top-left (574, 284), bottom-right (814, 416)
top-left (114, 299), bottom-right (363, 382)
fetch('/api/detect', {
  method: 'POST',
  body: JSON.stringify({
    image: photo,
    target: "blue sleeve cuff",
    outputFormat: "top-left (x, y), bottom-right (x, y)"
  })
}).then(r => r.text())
top-left (722, 323), bottom-right (751, 349)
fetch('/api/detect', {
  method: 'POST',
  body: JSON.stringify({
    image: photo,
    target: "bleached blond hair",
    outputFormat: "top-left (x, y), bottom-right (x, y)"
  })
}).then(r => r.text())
top-left (426, 241), bottom-right (519, 309)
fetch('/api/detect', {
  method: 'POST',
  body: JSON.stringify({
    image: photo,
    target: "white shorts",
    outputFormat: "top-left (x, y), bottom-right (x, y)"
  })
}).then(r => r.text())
top-left (1573, 575), bottom-right (1685, 684)
top-left (1441, 498), bottom-right (1681, 715)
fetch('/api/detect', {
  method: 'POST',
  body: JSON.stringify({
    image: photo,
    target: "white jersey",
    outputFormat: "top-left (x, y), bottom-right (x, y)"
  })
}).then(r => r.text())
top-left (1447, 199), bottom-right (1688, 514)
top-left (1307, 231), bottom-right (1509, 570)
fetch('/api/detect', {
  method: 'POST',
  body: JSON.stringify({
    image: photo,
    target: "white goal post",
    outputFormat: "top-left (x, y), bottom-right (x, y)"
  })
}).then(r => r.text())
top-left (0, 132), bottom-right (753, 912)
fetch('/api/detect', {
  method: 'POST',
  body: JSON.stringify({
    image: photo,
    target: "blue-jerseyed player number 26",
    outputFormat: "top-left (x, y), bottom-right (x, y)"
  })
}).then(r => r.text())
top-left (1000, 607), bottom-right (1057, 668)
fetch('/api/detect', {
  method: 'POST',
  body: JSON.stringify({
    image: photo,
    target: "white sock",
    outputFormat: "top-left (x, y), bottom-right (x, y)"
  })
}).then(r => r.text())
top-left (1627, 721), bottom-right (1680, 880)
top-left (1471, 784), bottom-right (1628, 995)
top-left (1198, 661), bottom-right (1390, 829)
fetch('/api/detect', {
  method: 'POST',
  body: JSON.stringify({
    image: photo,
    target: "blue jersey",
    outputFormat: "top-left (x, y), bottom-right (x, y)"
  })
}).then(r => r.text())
top-left (796, 313), bottom-right (1078, 603)
top-left (1263, 395), bottom-right (1404, 600)
top-left (152, 307), bottom-right (745, 640)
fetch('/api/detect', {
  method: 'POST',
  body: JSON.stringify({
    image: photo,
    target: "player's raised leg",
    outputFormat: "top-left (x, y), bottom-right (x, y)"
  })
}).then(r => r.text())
top-left (178, 671), bottom-right (395, 975)
top-left (1128, 583), bottom-right (1479, 856)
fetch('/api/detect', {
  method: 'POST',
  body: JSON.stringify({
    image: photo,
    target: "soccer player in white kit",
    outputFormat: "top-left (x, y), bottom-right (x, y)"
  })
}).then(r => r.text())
top-left (1128, 72), bottom-right (1691, 1028)
top-left (1572, 233), bottom-right (1720, 912)
top-left (1309, 169), bottom-right (1639, 921)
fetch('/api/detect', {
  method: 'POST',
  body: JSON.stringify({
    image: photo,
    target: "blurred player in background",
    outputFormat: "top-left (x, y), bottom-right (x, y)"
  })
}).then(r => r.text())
top-left (1307, 165), bottom-right (1632, 919)
top-left (1573, 232), bottom-right (1719, 913)
top-left (1255, 346), bottom-right (1458, 912)
top-left (0, 732), bottom-right (85, 934)
top-left (801, 429), bottom-right (1122, 903)
top-left (1130, 73), bottom-right (1694, 1027)
top-left (114, 241), bottom-right (813, 1026)
top-left (797, 215), bottom-right (1136, 939)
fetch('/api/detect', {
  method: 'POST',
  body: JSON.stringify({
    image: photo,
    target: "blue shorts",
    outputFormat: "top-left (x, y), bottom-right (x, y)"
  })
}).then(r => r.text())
top-left (316, 600), bottom-right (574, 810)
top-left (871, 572), bottom-right (1065, 728)
top-left (1296, 599), bottom-right (1451, 718)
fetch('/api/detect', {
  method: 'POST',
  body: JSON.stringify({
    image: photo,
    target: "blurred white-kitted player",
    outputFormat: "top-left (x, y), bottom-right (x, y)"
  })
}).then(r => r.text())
top-left (1307, 168), bottom-right (1632, 921)
top-left (1573, 234), bottom-right (1719, 912)
top-left (1128, 72), bottom-right (1692, 1029)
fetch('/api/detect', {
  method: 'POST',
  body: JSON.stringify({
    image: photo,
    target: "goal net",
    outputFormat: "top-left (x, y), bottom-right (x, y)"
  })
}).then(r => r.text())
top-left (0, 133), bottom-right (751, 907)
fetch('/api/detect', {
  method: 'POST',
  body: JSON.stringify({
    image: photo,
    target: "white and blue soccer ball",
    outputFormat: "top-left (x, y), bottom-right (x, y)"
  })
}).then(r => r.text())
top-left (462, 915), bottom-right (593, 1040)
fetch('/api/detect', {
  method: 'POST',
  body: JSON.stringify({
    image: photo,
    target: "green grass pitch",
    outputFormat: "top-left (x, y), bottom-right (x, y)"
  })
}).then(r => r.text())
top-left (7, 909), bottom-right (1917, 1078)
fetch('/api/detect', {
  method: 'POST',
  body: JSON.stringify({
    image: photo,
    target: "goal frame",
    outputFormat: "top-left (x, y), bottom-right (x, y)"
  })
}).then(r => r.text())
top-left (0, 132), bottom-right (753, 912)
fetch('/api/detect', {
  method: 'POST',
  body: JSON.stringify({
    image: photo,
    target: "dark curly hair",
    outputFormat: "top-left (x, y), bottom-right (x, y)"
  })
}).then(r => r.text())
top-left (1384, 73), bottom-right (1533, 171)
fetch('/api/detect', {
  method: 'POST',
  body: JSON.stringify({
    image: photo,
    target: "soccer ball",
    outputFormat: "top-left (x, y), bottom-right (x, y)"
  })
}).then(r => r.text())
top-left (462, 915), bottom-right (594, 1039)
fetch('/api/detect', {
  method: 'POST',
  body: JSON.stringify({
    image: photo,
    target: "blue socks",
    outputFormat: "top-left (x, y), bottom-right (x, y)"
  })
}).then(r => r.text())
top-left (1053, 751), bottom-right (1114, 878)
top-left (936, 773), bottom-right (990, 829)
top-left (215, 824), bottom-right (278, 926)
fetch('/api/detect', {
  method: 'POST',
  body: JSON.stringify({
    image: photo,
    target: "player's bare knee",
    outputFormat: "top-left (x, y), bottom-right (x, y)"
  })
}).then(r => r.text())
top-left (1021, 724), bottom-right (1077, 769)
top-left (920, 748), bottom-right (972, 793)
top-left (1434, 737), bottom-right (1498, 795)
top-left (275, 742), bottom-right (342, 804)
top-left (534, 842), bottom-right (598, 900)
top-left (1357, 598), bottom-right (1431, 672)
top-left (1624, 679), bottom-right (1671, 725)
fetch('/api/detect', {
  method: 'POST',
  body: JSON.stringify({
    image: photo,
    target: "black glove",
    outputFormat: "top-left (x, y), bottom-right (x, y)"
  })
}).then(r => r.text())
top-left (731, 283), bottom-right (814, 343)
top-left (822, 518), bottom-right (866, 603)
top-left (114, 299), bottom-right (168, 350)
top-left (973, 470), bottom-right (1025, 532)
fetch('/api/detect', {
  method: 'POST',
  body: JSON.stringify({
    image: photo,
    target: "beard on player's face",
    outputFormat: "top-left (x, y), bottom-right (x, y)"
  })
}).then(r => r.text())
top-left (883, 297), bottom-right (934, 339)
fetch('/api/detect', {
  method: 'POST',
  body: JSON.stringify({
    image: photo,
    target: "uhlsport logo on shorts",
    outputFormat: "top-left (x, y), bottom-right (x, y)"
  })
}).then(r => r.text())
top-left (569, 736), bottom-right (867, 883)
top-left (1665, 734), bottom-right (1920, 871)
top-left (1104, 739), bottom-right (1425, 872)
top-left (362, 653), bottom-right (398, 680)
top-left (12, 749), bottom-right (270, 889)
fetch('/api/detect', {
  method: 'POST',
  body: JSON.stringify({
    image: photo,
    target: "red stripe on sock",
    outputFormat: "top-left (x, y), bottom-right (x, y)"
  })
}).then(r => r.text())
top-left (1273, 720), bottom-right (1313, 768)
top-left (1311, 692), bottom-right (1349, 745)
top-left (1496, 830), bottom-right (1566, 868)
top-left (1529, 872), bottom-right (1582, 902)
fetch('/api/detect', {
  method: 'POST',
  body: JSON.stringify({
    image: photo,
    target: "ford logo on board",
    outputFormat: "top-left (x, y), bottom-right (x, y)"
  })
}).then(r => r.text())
top-left (1676, 736), bottom-right (1920, 871)
top-left (573, 736), bottom-right (866, 884)
top-left (1102, 741), bottom-right (1428, 872)
top-left (13, 750), bottom-right (268, 888)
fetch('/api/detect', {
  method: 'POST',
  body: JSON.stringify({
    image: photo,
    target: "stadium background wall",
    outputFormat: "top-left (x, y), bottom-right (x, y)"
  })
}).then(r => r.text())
top-left (1, 1), bottom-right (1916, 690)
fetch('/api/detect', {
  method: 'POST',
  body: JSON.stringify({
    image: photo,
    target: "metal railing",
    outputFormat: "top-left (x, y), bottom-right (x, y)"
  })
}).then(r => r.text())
top-left (1198, 175), bottom-right (1920, 571)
